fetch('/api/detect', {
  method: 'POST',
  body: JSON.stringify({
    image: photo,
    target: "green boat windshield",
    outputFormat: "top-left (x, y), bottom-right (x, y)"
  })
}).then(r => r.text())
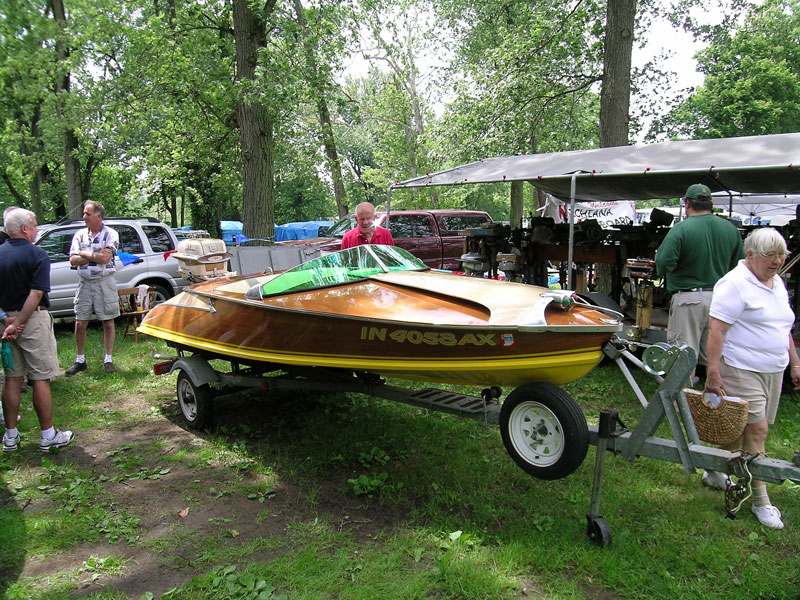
top-left (246, 244), bottom-right (427, 298)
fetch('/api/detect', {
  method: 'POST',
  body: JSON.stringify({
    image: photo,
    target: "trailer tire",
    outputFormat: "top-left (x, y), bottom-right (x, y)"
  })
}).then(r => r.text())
top-left (176, 370), bottom-right (214, 429)
top-left (500, 382), bottom-right (588, 480)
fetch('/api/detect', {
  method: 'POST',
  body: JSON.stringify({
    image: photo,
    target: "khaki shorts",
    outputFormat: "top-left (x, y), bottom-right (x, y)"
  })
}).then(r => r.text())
top-left (720, 358), bottom-right (782, 425)
top-left (4, 310), bottom-right (60, 381)
top-left (667, 290), bottom-right (712, 366)
top-left (74, 275), bottom-right (120, 321)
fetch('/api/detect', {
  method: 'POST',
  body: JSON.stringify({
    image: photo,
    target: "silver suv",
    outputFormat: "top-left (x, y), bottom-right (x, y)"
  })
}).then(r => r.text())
top-left (35, 217), bottom-right (187, 318)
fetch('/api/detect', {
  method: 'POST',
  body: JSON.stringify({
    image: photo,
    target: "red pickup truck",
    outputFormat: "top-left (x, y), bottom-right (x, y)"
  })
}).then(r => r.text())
top-left (279, 210), bottom-right (493, 270)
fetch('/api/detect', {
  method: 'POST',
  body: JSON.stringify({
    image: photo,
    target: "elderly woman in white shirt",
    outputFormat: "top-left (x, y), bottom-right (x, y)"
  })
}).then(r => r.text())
top-left (703, 228), bottom-right (800, 529)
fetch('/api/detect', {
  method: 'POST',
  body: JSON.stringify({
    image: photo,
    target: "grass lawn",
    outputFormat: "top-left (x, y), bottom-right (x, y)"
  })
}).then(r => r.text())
top-left (0, 321), bottom-right (798, 599)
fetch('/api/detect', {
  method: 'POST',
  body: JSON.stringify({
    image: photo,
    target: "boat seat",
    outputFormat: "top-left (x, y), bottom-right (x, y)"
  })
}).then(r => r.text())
top-left (117, 286), bottom-right (156, 342)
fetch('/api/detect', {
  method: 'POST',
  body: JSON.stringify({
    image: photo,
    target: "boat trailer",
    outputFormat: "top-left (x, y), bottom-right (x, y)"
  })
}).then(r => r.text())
top-left (152, 338), bottom-right (800, 547)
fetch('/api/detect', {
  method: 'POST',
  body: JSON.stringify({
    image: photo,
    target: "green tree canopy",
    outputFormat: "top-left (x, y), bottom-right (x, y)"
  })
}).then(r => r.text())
top-left (655, 0), bottom-right (800, 139)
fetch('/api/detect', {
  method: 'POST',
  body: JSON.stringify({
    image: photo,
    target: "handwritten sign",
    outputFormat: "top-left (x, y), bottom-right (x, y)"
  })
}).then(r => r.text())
top-left (547, 199), bottom-right (636, 228)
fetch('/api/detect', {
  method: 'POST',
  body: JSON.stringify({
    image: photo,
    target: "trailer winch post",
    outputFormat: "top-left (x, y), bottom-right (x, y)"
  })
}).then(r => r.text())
top-left (622, 348), bottom-right (699, 472)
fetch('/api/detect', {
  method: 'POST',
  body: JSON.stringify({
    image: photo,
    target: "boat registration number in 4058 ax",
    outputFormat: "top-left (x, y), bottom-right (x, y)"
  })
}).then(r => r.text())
top-left (360, 326), bottom-right (515, 347)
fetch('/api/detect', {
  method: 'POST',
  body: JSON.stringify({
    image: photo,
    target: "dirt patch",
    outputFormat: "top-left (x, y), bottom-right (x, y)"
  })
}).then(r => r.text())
top-left (13, 390), bottom-right (407, 598)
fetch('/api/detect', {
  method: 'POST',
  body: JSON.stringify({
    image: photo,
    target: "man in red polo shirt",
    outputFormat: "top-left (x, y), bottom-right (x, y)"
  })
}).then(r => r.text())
top-left (341, 202), bottom-right (394, 249)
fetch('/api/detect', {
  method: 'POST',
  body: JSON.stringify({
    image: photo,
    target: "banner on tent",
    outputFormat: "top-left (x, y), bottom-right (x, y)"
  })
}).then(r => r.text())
top-left (541, 197), bottom-right (636, 228)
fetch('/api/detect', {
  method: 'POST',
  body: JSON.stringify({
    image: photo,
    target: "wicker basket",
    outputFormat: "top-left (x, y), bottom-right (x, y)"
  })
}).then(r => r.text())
top-left (683, 388), bottom-right (748, 445)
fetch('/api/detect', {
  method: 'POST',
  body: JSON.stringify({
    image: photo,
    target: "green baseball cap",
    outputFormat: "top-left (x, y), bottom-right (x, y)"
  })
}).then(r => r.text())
top-left (685, 184), bottom-right (711, 199)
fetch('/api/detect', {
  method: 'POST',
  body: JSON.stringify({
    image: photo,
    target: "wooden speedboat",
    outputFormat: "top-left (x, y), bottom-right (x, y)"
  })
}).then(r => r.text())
top-left (139, 245), bottom-right (621, 387)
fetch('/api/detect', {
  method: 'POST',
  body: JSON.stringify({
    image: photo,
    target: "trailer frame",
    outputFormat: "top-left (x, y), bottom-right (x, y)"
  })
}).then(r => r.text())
top-left (153, 338), bottom-right (800, 547)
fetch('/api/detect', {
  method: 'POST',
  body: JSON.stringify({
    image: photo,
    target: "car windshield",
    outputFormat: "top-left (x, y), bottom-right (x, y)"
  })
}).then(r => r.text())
top-left (325, 215), bottom-right (357, 238)
top-left (246, 245), bottom-right (427, 298)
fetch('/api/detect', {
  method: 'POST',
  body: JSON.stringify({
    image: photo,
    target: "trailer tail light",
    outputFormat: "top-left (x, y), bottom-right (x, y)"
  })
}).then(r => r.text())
top-left (153, 361), bottom-right (175, 376)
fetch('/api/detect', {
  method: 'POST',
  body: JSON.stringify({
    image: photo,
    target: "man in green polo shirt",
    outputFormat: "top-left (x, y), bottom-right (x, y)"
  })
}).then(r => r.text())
top-left (655, 184), bottom-right (744, 375)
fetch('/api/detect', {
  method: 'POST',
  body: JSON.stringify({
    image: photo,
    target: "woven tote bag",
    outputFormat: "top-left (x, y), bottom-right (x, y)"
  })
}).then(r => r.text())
top-left (683, 389), bottom-right (748, 445)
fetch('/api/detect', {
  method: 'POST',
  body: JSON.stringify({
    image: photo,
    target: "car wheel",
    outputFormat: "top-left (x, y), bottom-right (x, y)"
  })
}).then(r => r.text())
top-left (148, 283), bottom-right (172, 308)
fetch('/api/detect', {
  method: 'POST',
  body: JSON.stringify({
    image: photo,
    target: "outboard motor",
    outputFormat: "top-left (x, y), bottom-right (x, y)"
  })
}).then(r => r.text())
top-left (497, 247), bottom-right (523, 281)
top-left (172, 238), bottom-right (235, 283)
top-left (460, 252), bottom-right (490, 277)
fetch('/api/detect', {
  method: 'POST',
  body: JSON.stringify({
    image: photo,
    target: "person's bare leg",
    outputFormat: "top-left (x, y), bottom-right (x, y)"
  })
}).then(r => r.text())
top-left (1, 376), bottom-right (22, 429)
top-left (740, 419), bottom-right (768, 490)
top-left (102, 319), bottom-right (115, 356)
top-left (74, 319), bottom-right (89, 356)
top-left (30, 379), bottom-right (54, 430)
top-left (742, 418), bottom-right (783, 526)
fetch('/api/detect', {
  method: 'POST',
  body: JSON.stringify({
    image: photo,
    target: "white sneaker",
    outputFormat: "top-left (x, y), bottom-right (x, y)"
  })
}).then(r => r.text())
top-left (39, 429), bottom-right (74, 453)
top-left (751, 504), bottom-right (784, 529)
top-left (702, 470), bottom-right (731, 491)
top-left (2, 431), bottom-right (19, 452)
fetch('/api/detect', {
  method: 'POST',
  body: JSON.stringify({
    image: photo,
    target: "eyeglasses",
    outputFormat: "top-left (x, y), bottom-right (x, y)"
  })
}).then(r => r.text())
top-left (759, 251), bottom-right (788, 260)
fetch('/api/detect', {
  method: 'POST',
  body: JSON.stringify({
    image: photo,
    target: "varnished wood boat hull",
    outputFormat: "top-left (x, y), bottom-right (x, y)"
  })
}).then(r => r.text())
top-left (140, 271), bottom-right (618, 386)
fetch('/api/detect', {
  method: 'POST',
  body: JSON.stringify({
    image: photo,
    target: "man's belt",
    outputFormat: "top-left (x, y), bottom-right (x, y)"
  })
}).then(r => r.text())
top-left (78, 271), bottom-right (116, 280)
top-left (676, 287), bottom-right (714, 293)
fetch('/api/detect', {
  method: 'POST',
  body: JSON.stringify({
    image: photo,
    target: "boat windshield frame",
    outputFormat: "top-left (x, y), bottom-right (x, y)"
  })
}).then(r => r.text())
top-left (247, 244), bottom-right (428, 298)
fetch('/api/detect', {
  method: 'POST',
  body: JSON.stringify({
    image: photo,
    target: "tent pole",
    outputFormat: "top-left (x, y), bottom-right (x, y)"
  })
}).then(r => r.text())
top-left (386, 186), bottom-right (392, 229)
top-left (567, 175), bottom-right (576, 290)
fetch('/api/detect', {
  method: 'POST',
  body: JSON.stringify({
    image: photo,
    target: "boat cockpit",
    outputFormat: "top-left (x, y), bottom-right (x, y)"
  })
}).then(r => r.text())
top-left (244, 244), bottom-right (427, 299)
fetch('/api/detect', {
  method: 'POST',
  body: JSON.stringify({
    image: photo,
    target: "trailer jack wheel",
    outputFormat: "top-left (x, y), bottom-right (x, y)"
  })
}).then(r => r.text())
top-left (586, 515), bottom-right (612, 547)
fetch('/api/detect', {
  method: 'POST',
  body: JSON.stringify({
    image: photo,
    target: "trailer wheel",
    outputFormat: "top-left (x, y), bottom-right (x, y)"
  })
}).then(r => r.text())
top-left (176, 370), bottom-right (214, 429)
top-left (500, 382), bottom-right (588, 480)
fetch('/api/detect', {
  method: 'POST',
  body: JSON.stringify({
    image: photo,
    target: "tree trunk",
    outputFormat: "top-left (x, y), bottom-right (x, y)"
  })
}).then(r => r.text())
top-left (378, 39), bottom-right (437, 207)
top-left (28, 172), bottom-right (42, 221)
top-left (599, 0), bottom-right (636, 148)
top-left (319, 100), bottom-right (349, 218)
top-left (61, 111), bottom-right (83, 217)
top-left (18, 102), bottom-right (44, 220)
top-left (170, 194), bottom-right (177, 228)
top-left (596, 0), bottom-right (636, 297)
top-left (510, 181), bottom-right (523, 230)
top-left (160, 187), bottom-right (177, 227)
top-left (291, 0), bottom-right (349, 218)
top-left (51, 0), bottom-right (83, 218)
top-left (233, 0), bottom-right (276, 244)
top-left (528, 134), bottom-right (549, 216)
top-left (1, 171), bottom-right (24, 206)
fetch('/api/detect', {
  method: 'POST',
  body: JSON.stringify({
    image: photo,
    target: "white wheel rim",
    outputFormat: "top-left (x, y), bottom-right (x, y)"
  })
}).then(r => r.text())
top-left (507, 401), bottom-right (565, 468)
top-left (178, 379), bottom-right (198, 421)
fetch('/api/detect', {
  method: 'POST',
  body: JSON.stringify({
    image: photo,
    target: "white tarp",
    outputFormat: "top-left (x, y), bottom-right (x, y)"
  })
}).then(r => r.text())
top-left (711, 193), bottom-right (800, 223)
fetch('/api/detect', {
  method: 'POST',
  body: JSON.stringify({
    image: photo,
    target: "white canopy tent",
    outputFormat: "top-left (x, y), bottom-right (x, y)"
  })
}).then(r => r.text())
top-left (712, 192), bottom-right (800, 226)
top-left (390, 132), bottom-right (800, 287)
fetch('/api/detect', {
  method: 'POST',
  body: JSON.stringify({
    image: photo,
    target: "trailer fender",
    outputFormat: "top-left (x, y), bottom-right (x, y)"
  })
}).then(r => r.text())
top-left (169, 356), bottom-right (220, 388)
